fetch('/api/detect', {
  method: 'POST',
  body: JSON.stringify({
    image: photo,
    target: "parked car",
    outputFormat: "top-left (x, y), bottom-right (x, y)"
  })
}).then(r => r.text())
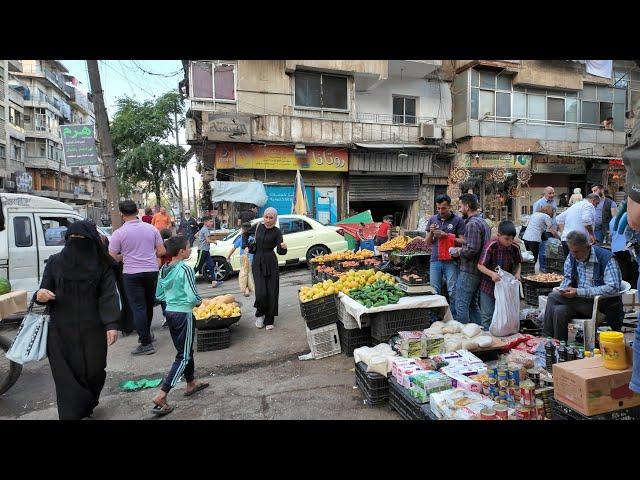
top-left (186, 214), bottom-right (348, 281)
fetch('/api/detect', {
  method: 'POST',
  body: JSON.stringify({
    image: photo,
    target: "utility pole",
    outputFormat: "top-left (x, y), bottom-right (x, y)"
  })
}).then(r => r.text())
top-left (87, 60), bottom-right (122, 229)
top-left (174, 107), bottom-right (184, 220)
top-left (185, 166), bottom-right (191, 213)
top-left (192, 177), bottom-right (198, 216)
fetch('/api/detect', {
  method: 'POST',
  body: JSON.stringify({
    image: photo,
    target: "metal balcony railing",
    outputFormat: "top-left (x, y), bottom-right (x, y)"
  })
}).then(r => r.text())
top-left (356, 113), bottom-right (436, 125)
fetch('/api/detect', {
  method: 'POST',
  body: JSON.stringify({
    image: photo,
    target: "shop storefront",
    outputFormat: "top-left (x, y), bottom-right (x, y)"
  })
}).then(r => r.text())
top-left (527, 155), bottom-right (587, 213)
top-left (453, 153), bottom-right (532, 223)
top-left (215, 143), bottom-right (348, 225)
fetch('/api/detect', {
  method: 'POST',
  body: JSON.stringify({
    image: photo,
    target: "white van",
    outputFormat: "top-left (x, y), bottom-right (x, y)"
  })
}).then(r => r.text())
top-left (0, 193), bottom-right (111, 297)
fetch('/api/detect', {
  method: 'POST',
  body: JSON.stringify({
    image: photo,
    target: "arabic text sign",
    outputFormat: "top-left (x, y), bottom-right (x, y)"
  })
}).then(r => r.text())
top-left (459, 153), bottom-right (531, 170)
top-left (216, 144), bottom-right (348, 172)
top-left (532, 157), bottom-right (586, 174)
top-left (61, 124), bottom-right (100, 166)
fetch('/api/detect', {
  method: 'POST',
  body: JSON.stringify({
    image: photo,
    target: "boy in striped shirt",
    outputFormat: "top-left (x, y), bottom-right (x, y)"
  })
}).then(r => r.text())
top-left (151, 235), bottom-right (209, 415)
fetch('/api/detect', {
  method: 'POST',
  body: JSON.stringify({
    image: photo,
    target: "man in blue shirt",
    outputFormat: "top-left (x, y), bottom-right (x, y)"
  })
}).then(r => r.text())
top-left (532, 187), bottom-right (558, 272)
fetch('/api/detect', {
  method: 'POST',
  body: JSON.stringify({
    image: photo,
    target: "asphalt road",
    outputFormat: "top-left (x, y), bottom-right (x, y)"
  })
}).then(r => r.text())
top-left (0, 264), bottom-right (400, 420)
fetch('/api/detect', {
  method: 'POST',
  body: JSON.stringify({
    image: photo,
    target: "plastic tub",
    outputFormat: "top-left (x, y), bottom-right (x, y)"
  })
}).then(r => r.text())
top-left (599, 331), bottom-right (627, 370)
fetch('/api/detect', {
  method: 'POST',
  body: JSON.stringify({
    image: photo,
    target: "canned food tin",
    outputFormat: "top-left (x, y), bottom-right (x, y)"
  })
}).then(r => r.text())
top-left (519, 380), bottom-right (536, 407)
top-left (497, 369), bottom-right (508, 382)
top-left (488, 369), bottom-right (498, 380)
top-left (535, 399), bottom-right (545, 420)
top-left (516, 405), bottom-right (532, 420)
top-left (499, 399), bottom-right (508, 406)
top-left (480, 408), bottom-right (496, 420)
top-left (494, 404), bottom-right (508, 420)
top-left (508, 366), bottom-right (520, 386)
top-left (482, 381), bottom-right (490, 396)
top-left (526, 368), bottom-right (540, 386)
top-left (499, 380), bottom-right (509, 388)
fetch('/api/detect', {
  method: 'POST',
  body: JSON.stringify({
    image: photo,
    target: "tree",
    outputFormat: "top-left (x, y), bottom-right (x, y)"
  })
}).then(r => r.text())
top-left (111, 91), bottom-right (186, 206)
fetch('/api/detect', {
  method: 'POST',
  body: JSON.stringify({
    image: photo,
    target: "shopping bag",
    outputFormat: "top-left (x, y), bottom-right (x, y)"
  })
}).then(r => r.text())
top-left (489, 267), bottom-right (521, 337)
top-left (5, 300), bottom-right (50, 365)
top-left (438, 233), bottom-right (455, 261)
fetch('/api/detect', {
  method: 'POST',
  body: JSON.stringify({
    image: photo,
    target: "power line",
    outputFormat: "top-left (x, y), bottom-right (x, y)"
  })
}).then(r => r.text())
top-left (131, 60), bottom-right (183, 78)
top-left (99, 60), bottom-right (156, 97)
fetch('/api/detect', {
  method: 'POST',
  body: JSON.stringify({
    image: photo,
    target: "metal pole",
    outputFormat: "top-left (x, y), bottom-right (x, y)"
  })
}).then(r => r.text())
top-left (192, 177), bottom-right (198, 216)
top-left (174, 108), bottom-right (184, 219)
top-left (86, 60), bottom-right (122, 229)
top-left (185, 165), bottom-right (191, 213)
top-left (57, 147), bottom-right (62, 201)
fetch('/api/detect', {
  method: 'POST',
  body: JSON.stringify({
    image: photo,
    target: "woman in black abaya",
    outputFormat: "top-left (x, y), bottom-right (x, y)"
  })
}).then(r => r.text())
top-left (243, 207), bottom-right (287, 330)
top-left (35, 220), bottom-right (120, 420)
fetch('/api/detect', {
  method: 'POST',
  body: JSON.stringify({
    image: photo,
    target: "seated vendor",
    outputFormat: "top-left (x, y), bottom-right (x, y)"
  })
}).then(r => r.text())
top-left (542, 230), bottom-right (623, 342)
top-left (477, 220), bottom-right (522, 330)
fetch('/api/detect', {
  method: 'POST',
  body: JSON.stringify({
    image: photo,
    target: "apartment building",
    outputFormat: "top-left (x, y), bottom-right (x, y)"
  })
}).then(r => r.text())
top-left (182, 60), bottom-right (455, 228)
top-left (8, 60), bottom-right (106, 221)
top-left (449, 60), bottom-right (637, 222)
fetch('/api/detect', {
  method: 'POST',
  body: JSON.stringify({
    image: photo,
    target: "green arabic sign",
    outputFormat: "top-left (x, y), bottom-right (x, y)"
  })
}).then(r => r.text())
top-left (61, 124), bottom-right (100, 166)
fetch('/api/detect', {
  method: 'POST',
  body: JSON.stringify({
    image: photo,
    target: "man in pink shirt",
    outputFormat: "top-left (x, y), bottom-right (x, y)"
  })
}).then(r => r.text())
top-left (109, 200), bottom-right (167, 356)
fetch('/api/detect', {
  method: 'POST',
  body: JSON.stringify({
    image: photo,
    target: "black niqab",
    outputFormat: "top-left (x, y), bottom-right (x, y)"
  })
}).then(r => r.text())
top-left (60, 220), bottom-right (108, 280)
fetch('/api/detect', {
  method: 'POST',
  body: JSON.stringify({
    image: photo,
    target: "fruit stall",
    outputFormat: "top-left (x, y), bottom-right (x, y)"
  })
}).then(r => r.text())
top-left (192, 294), bottom-right (242, 351)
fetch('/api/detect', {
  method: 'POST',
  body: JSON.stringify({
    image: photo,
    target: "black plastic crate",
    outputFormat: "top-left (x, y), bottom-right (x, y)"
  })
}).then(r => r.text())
top-left (196, 328), bottom-right (231, 352)
top-left (520, 261), bottom-right (536, 276)
top-left (370, 308), bottom-right (433, 342)
top-left (388, 377), bottom-right (428, 420)
top-left (550, 397), bottom-right (640, 420)
top-left (523, 282), bottom-right (554, 307)
top-left (355, 361), bottom-right (389, 405)
top-left (545, 257), bottom-right (565, 274)
top-left (336, 321), bottom-right (372, 356)
top-left (299, 294), bottom-right (339, 330)
top-left (420, 404), bottom-right (439, 420)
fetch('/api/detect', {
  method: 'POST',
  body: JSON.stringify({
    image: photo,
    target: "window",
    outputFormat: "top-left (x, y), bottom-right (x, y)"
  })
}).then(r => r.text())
top-left (599, 102), bottom-right (613, 123)
top-left (190, 61), bottom-right (236, 101)
top-left (14, 217), bottom-right (33, 247)
top-left (0, 145), bottom-right (5, 159)
top-left (496, 74), bottom-right (512, 91)
top-left (480, 70), bottom-right (496, 89)
top-left (295, 71), bottom-right (348, 110)
top-left (565, 98), bottom-right (578, 123)
top-left (11, 141), bottom-right (22, 161)
top-left (479, 90), bottom-right (494, 117)
top-left (279, 218), bottom-right (311, 235)
top-left (470, 88), bottom-right (479, 119)
top-left (9, 107), bottom-right (22, 128)
top-left (40, 217), bottom-right (76, 246)
top-left (392, 96), bottom-right (417, 124)
top-left (513, 92), bottom-right (526, 118)
top-left (547, 97), bottom-right (565, 123)
top-left (581, 101), bottom-right (598, 125)
top-left (614, 70), bottom-right (628, 88)
top-left (527, 95), bottom-right (545, 121)
top-left (496, 92), bottom-right (511, 118)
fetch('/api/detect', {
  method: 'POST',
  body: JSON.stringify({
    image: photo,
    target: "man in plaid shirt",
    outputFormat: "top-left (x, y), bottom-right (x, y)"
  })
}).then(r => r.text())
top-left (451, 193), bottom-right (491, 325)
top-left (542, 230), bottom-right (623, 342)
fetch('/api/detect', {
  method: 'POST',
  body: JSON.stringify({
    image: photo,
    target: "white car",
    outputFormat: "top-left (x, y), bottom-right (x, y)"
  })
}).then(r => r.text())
top-left (187, 214), bottom-right (348, 281)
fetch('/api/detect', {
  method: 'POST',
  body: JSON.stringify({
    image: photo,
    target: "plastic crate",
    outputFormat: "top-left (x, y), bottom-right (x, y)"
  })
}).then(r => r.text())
top-left (299, 294), bottom-right (339, 330)
top-left (420, 404), bottom-right (439, 420)
top-left (550, 397), bottom-right (640, 420)
top-left (355, 361), bottom-right (389, 405)
top-left (336, 320), bottom-right (372, 356)
top-left (196, 328), bottom-right (231, 352)
top-left (520, 261), bottom-right (536, 276)
top-left (305, 323), bottom-right (341, 359)
top-left (388, 377), bottom-right (429, 420)
top-left (370, 308), bottom-right (433, 342)
top-left (337, 297), bottom-right (369, 328)
top-left (545, 257), bottom-right (565, 274)
top-left (523, 283), bottom-right (554, 307)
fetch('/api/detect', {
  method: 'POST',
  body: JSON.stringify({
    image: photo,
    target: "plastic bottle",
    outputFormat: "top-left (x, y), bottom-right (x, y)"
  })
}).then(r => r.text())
top-left (584, 351), bottom-right (592, 358)
top-left (576, 348), bottom-right (584, 359)
top-left (575, 329), bottom-right (584, 348)
top-left (557, 341), bottom-right (567, 362)
top-left (567, 343), bottom-right (577, 361)
top-left (593, 348), bottom-right (601, 358)
top-left (599, 332), bottom-right (627, 370)
top-left (544, 337), bottom-right (556, 372)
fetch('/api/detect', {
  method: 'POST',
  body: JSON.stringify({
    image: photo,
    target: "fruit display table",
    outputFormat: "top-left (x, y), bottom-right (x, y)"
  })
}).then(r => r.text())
top-left (0, 290), bottom-right (27, 321)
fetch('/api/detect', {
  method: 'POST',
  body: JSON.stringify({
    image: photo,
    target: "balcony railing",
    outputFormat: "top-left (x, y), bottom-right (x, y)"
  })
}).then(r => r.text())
top-left (18, 65), bottom-right (67, 92)
top-left (356, 113), bottom-right (436, 125)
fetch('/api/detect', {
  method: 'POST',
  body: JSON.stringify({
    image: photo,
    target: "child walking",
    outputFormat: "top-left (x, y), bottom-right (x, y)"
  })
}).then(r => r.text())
top-left (151, 235), bottom-right (209, 416)
top-left (227, 222), bottom-right (254, 297)
top-left (159, 228), bottom-right (173, 328)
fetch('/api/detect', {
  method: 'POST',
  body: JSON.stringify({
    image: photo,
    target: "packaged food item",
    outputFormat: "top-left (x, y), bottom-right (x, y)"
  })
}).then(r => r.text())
top-left (443, 371), bottom-right (483, 393)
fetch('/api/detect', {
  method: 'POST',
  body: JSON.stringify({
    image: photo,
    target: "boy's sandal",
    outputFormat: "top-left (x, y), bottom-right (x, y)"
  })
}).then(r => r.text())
top-left (150, 402), bottom-right (174, 416)
top-left (184, 382), bottom-right (210, 397)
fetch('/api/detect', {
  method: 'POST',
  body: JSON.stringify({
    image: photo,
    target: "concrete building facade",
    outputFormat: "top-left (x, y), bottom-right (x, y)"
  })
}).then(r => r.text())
top-left (183, 60), bottom-right (454, 229)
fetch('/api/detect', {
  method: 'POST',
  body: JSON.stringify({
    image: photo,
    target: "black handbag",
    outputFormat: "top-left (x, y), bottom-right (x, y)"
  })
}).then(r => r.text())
top-left (541, 231), bottom-right (551, 241)
top-left (247, 224), bottom-right (261, 255)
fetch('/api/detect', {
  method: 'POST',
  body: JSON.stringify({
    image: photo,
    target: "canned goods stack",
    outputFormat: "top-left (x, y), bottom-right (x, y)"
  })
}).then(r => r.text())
top-left (486, 362), bottom-right (525, 409)
top-left (535, 385), bottom-right (554, 419)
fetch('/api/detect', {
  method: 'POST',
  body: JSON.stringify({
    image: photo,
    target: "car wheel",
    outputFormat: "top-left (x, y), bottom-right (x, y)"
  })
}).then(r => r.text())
top-left (306, 245), bottom-right (329, 264)
top-left (208, 257), bottom-right (231, 281)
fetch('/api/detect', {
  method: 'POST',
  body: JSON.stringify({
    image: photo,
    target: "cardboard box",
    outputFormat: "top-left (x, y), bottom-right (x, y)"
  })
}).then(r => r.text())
top-left (553, 346), bottom-right (640, 416)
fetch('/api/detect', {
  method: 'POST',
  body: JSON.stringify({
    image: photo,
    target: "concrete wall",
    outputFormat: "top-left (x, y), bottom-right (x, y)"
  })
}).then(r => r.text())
top-left (285, 60), bottom-right (387, 77)
top-left (355, 76), bottom-right (452, 123)
top-left (236, 60), bottom-right (291, 116)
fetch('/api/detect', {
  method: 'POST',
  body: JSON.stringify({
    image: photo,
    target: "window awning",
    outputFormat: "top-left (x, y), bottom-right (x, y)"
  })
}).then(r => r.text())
top-left (353, 143), bottom-right (439, 150)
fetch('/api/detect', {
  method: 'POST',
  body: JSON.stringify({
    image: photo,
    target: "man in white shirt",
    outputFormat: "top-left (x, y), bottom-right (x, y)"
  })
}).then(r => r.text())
top-left (556, 193), bottom-right (600, 258)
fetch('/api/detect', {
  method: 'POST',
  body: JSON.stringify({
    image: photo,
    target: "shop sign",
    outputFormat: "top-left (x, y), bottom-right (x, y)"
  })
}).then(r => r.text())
top-left (206, 114), bottom-right (251, 143)
top-left (532, 157), bottom-right (586, 174)
top-left (61, 124), bottom-right (100, 166)
top-left (216, 144), bottom-right (348, 172)
top-left (459, 153), bottom-right (531, 170)
top-left (16, 172), bottom-right (33, 193)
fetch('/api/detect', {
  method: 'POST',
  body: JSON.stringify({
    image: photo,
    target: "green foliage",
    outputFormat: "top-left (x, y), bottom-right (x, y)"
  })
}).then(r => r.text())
top-left (111, 91), bottom-right (186, 203)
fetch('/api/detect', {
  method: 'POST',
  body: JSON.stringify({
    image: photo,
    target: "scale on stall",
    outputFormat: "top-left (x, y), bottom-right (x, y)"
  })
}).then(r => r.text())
top-left (389, 251), bottom-right (434, 296)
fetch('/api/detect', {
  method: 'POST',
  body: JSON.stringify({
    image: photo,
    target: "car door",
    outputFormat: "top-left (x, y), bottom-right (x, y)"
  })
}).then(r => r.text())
top-left (33, 213), bottom-right (81, 281)
top-left (7, 213), bottom-right (40, 294)
top-left (278, 217), bottom-right (314, 263)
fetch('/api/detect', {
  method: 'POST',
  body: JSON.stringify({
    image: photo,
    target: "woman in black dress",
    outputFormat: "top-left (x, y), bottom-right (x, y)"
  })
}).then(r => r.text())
top-left (244, 207), bottom-right (287, 330)
top-left (35, 220), bottom-right (120, 420)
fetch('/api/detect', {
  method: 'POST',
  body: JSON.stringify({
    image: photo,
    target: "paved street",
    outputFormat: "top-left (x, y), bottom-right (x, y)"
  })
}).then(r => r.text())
top-left (0, 265), bottom-right (400, 420)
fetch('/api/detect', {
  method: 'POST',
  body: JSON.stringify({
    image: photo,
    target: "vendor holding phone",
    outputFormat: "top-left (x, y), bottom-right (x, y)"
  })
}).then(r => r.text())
top-left (541, 230), bottom-right (623, 342)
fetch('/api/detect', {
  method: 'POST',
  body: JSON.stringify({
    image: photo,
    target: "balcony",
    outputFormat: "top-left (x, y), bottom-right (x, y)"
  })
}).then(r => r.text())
top-left (388, 60), bottom-right (442, 79)
top-left (64, 85), bottom-right (93, 114)
top-left (7, 60), bottom-right (22, 72)
top-left (15, 65), bottom-right (68, 94)
top-left (24, 155), bottom-right (71, 174)
top-left (9, 88), bottom-right (24, 107)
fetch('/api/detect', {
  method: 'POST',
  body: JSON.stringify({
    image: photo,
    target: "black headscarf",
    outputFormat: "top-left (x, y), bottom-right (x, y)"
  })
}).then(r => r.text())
top-left (59, 220), bottom-right (111, 280)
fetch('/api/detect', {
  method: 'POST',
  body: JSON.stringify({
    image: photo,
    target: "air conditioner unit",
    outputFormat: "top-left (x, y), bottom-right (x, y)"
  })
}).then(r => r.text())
top-left (5, 180), bottom-right (16, 189)
top-left (419, 123), bottom-right (442, 140)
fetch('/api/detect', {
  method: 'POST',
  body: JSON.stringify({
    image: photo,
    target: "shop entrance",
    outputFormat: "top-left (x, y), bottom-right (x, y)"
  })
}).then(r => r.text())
top-left (349, 201), bottom-right (412, 227)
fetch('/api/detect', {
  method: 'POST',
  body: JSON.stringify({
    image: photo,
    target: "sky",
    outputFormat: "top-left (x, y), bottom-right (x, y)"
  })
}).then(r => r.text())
top-left (62, 60), bottom-right (200, 208)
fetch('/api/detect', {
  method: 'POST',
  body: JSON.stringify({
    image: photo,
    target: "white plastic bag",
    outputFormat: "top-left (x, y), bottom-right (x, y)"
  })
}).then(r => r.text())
top-left (489, 267), bottom-right (521, 337)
